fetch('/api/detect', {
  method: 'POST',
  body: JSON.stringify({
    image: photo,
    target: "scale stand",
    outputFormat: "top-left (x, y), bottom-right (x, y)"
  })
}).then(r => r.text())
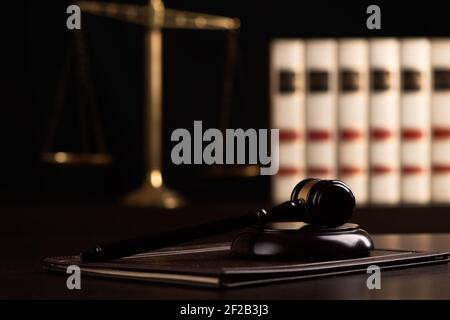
top-left (78, 0), bottom-right (240, 208)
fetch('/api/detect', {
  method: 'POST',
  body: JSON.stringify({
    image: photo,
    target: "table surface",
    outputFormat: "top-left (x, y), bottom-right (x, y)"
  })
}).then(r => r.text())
top-left (2, 204), bottom-right (450, 299)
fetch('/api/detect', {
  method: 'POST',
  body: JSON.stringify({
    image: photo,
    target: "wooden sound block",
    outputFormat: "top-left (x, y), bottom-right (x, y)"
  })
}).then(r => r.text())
top-left (231, 223), bottom-right (374, 260)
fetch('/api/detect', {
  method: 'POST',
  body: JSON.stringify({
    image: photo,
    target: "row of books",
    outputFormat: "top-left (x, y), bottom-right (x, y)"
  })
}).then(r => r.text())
top-left (270, 38), bottom-right (450, 205)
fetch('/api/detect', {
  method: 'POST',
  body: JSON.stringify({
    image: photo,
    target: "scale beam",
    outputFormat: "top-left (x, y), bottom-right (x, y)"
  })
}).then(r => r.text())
top-left (76, 1), bottom-right (240, 30)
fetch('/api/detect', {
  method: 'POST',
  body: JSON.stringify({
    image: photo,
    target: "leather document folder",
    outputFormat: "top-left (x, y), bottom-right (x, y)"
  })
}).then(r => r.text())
top-left (44, 243), bottom-right (450, 288)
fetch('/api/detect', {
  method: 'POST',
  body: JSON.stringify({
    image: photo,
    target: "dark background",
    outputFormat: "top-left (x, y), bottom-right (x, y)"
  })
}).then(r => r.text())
top-left (1, 2), bottom-right (450, 301)
top-left (3, 0), bottom-right (450, 205)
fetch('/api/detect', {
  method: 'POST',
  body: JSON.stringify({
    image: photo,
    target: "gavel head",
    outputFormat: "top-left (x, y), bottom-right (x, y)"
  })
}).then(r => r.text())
top-left (290, 178), bottom-right (355, 227)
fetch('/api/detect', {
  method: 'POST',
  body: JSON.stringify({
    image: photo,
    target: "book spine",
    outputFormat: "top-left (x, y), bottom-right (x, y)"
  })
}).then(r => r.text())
top-left (337, 39), bottom-right (369, 205)
top-left (305, 39), bottom-right (337, 180)
top-left (431, 39), bottom-right (450, 203)
top-left (270, 39), bottom-right (305, 204)
top-left (369, 39), bottom-right (401, 204)
top-left (400, 39), bottom-right (431, 204)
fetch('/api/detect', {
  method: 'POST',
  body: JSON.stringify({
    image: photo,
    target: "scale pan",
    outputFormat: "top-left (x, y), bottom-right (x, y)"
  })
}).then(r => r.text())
top-left (41, 152), bottom-right (112, 167)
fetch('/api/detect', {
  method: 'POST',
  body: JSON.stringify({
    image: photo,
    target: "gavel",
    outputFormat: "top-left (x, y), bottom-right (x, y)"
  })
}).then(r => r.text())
top-left (81, 178), bottom-right (355, 262)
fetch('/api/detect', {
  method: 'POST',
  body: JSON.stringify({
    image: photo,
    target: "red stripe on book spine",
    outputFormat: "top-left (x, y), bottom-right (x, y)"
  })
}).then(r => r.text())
top-left (278, 167), bottom-right (303, 176)
top-left (307, 130), bottom-right (332, 141)
top-left (432, 165), bottom-right (450, 173)
top-left (371, 165), bottom-right (393, 174)
top-left (433, 128), bottom-right (450, 139)
top-left (402, 166), bottom-right (425, 174)
top-left (340, 166), bottom-right (363, 175)
top-left (308, 167), bottom-right (332, 176)
top-left (340, 129), bottom-right (363, 141)
top-left (402, 129), bottom-right (424, 140)
top-left (371, 128), bottom-right (393, 140)
top-left (279, 130), bottom-right (302, 141)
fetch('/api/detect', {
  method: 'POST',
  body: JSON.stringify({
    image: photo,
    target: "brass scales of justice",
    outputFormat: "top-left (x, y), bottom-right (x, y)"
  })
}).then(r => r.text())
top-left (42, 0), bottom-right (240, 208)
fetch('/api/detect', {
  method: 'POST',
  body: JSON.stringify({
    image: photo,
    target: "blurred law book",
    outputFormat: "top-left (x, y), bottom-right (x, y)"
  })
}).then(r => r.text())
top-left (270, 37), bottom-right (450, 206)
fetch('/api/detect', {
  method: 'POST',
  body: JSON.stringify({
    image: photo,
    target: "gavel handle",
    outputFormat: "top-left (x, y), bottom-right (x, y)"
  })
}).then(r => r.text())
top-left (81, 211), bottom-right (261, 262)
top-left (81, 201), bottom-right (301, 262)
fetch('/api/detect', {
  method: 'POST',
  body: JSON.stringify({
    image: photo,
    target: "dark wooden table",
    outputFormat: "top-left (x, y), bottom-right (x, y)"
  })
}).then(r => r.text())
top-left (1, 204), bottom-right (450, 299)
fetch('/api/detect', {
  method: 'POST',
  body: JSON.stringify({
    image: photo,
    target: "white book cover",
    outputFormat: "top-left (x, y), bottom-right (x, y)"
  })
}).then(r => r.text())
top-left (369, 38), bottom-right (400, 204)
top-left (431, 39), bottom-right (450, 203)
top-left (305, 39), bottom-right (337, 180)
top-left (400, 38), bottom-right (431, 204)
top-left (270, 39), bottom-right (305, 204)
top-left (337, 39), bottom-right (369, 205)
